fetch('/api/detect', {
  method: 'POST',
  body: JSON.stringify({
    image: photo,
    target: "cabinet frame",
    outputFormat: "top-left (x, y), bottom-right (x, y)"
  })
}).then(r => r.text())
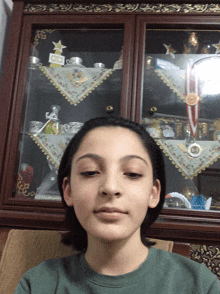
top-left (0, 2), bottom-right (220, 244)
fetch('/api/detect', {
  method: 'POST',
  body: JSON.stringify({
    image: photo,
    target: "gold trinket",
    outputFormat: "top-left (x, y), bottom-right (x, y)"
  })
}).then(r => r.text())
top-left (185, 92), bottom-right (200, 106)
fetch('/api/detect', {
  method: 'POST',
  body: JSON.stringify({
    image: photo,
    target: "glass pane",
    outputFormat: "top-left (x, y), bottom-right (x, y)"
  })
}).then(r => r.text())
top-left (15, 25), bottom-right (124, 201)
top-left (142, 29), bottom-right (220, 212)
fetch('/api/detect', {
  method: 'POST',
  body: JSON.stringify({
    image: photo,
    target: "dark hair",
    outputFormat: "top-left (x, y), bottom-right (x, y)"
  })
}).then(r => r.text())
top-left (58, 116), bottom-right (166, 251)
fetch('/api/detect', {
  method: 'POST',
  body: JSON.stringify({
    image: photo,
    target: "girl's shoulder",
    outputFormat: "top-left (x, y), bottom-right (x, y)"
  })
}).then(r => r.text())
top-left (150, 247), bottom-right (219, 291)
top-left (15, 254), bottom-right (81, 294)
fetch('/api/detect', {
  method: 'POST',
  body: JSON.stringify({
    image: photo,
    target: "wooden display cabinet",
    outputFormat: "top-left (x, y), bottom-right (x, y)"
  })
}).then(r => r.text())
top-left (0, 0), bottom-right (220, 245)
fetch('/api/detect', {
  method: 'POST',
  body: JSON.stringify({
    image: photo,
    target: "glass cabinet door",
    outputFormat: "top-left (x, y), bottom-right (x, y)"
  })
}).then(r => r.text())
top-left (136, 17), bottom-right (220, 213)
top-left (4, 15), bottom-right (135, 204)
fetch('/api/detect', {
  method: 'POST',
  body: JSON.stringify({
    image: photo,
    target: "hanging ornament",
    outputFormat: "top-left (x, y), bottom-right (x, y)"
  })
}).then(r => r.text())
top-left (212, 41), bottom-right (220, 54)
top-left (185, 62), bottom-right (200, 137)
top-left (187, 142), bottom-right (202, 158)
top-left (185, 62), bottom-right (201, 157)
top-left (49, 40), bottom-right (67, 67)
top-left (185, 92), bottom-right (200, 139)
top-left (163, 44), bottom-right (176, 58)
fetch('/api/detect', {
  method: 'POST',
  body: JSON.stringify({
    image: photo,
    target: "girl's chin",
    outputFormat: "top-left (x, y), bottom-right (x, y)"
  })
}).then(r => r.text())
top-left (90, 233), bottom-right (127, 243)
top-left (87, 229), bottom-right (138, 245)
top-left (84, 220), bottom-right (142, 244)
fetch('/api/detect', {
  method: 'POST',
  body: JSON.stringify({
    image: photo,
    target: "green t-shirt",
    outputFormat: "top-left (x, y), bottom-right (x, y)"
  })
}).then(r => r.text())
top-left (15, 247), bottom-right (220, 294)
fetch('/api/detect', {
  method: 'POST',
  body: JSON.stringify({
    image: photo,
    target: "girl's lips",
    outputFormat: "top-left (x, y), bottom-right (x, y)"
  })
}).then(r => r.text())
top-left (94, 207), bottom-right (127, 221)
top-left (94, 207), bottom-right (127, 214)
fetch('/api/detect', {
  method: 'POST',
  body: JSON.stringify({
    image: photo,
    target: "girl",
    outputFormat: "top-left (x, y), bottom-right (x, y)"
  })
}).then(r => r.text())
top-left (15, 116), bottom-right (219, 293)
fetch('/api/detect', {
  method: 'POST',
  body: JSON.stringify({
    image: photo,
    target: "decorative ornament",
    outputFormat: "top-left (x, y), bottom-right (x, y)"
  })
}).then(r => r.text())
top-left (49, 40), bottom-right (66, 67)
top-left (44, 105), bottom-right (62, 135)
top-left (34, 29), bottom-right (55, 47)
top-left (190, 194), bottom-right (212, 210)
top-left (16, 164), bottom-right (35, 198)
top-left (146, 121), bottom-right (162, 138)
top-left (165, 192), bottom-right (192, 209)
top-left (189, 32), bottom-right (198, 47)
top-left (200, 44), bottom-right (212, 54)
top-left (183, 32), bottom-right (199, 54)
top-left (187, 142), bottom-right (202, 158)
top-left (186, 92), bottom-right (200, 106)
top-left (66, 70), bottom-right (89, 86)
top-left (113, 46), bottom-right (123, 70)
top-left (52, 40), bottom-right (66, 53)
top-left (33, 105), bottom-right (62, 136)
top-left (212, 41), bottom-right (220, 54)
top-left (185, 62), bottom-right (200, 138)
top-left (163, 44), bottom-right (176, 58)
top-left (162, 125), bottom-right (175, 138)
top-left (213, 118), bottom-right (220, 141)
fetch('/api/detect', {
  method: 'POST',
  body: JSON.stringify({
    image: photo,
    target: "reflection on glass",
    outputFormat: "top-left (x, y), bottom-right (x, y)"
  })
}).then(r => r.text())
top-left (142, 29), bottom-right (220, 211)
top-left (15, 26), bottom-right (124, 201)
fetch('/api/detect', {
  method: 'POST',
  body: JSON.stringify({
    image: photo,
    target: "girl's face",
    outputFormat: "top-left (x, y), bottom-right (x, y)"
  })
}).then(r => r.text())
top-left (63, 127), bottom-right (160, 244)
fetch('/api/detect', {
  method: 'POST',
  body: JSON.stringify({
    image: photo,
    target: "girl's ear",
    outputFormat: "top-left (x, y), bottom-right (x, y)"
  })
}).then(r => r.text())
top-left (148, 179), bottom-right (161, 209)
top-left (62, 177), bottom-right (74, 207)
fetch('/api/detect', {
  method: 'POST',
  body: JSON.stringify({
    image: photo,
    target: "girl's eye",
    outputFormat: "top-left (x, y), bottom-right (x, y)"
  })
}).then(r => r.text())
top-left (125, 172), bottom-right (142, 179)
top-left (80, 171), bottom-right (99, 177)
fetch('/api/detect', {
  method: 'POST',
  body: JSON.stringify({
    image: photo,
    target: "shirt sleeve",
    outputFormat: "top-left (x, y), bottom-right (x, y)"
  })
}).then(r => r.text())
top-left (208, 278), bottom-right (220, 294)
top-left (199, 262), bottom-right (220, 294)
top-left (14, 259), bottom-right (59, 294)
top-left (14, 277), bottom-right (31, 294)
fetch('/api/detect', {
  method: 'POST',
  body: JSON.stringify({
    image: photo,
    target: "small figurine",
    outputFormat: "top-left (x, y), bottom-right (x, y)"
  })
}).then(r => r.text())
top-left (44, 105), bottom-right (62, 135)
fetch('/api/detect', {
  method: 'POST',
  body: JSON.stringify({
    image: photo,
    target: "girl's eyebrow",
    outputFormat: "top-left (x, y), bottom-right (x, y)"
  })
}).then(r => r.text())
top-left (122, 155), bottom-right (149, 166)
top-left (76, 153), bottom-right (102, 163)
top-left (75, 153), bottom-right (148, 166)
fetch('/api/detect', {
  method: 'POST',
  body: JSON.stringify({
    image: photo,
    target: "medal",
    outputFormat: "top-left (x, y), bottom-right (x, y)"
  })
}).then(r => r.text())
top-left (186, 93), bottom-right (200, 106)
top-left (188, 143), bottom-right (202, 158)
top-left (185, 63), bottom-right (200, 137)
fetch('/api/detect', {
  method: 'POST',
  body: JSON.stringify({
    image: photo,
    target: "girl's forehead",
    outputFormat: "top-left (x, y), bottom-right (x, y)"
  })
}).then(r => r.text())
top-left (73, 126), bottom-right (150, 161)
top-left (80, 126), bottom-right (143, 147)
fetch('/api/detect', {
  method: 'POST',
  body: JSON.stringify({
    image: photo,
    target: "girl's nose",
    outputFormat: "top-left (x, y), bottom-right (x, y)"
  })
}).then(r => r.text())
top-left (98, 173), bottom-right (122, 197)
